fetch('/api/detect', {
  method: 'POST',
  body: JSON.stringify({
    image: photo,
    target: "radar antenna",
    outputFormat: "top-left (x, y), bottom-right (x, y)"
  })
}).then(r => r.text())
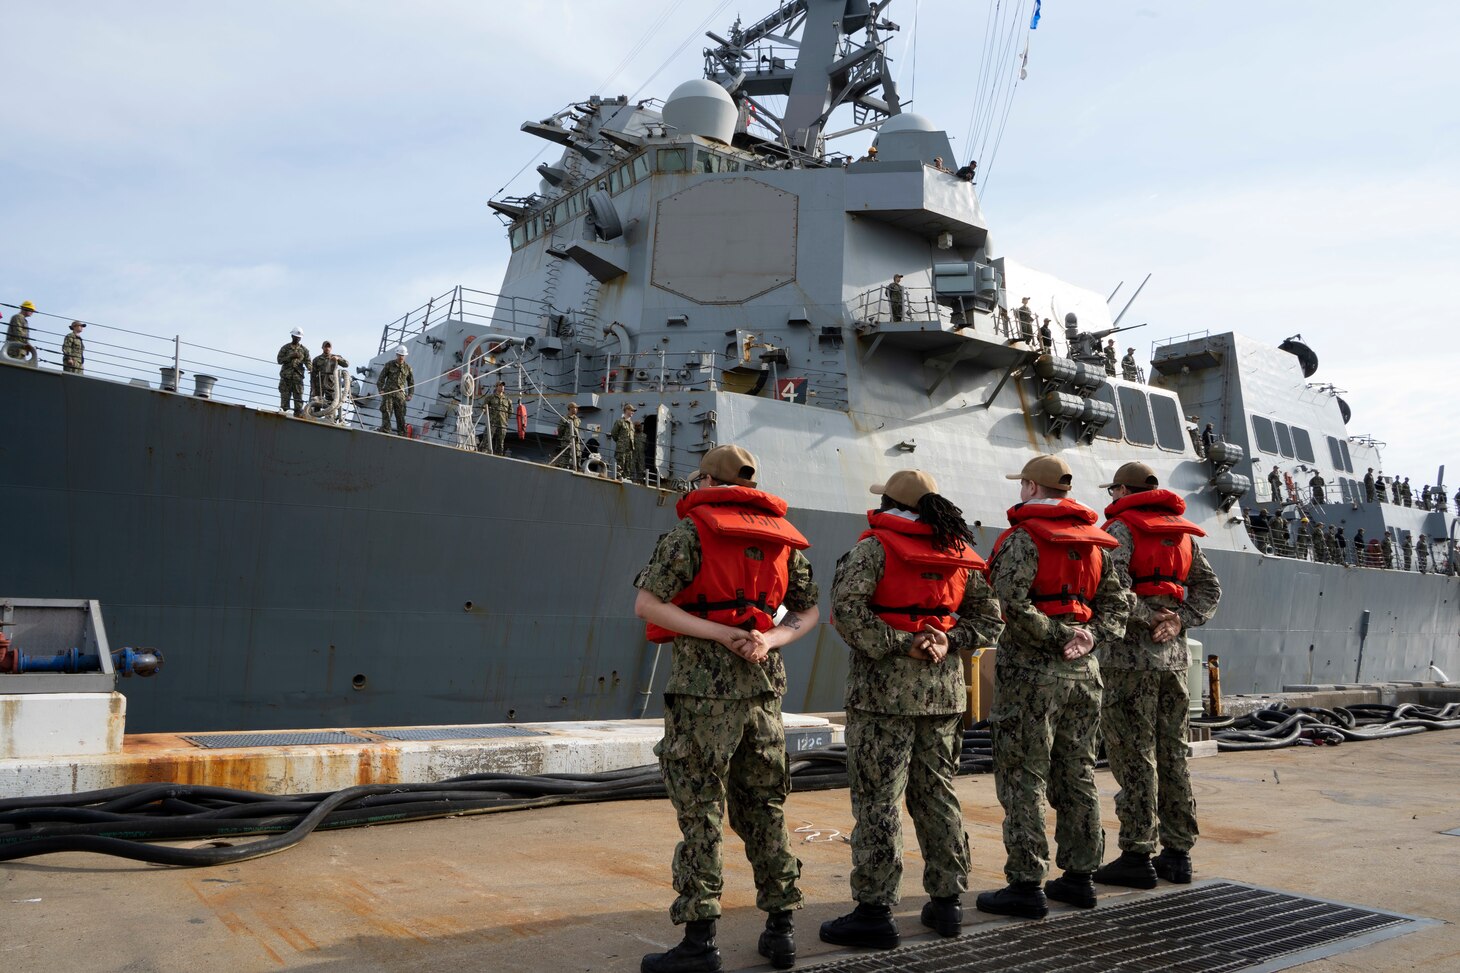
top-left (702, 0), bottom-right (904, 157)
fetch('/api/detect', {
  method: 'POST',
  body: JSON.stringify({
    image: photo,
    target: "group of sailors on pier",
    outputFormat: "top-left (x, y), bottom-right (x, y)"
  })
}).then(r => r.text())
top-left (634, 447), bottom-right (1219, 971)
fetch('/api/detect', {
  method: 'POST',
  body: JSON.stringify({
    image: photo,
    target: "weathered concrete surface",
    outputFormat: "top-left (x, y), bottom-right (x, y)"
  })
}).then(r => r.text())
top-left (3, 731), bottom-right (1457, 972)
top-left (0, 714), bottom-right (839, 798)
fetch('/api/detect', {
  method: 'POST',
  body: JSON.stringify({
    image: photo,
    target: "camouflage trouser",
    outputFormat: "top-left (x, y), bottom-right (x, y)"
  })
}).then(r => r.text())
top-left (990, 665), bottom-right (1104, 884)
top-left (655, 693), bottom-right (803, 923)
top-left (615, 444), bottom-right (642, 481)
top-left (846, 708), bottom-right (970, 905)
top-left (491, 419), bottom-right (508, 455)
top-left (1100, 668), bottom-right (1198, 855)
top-left (379, 391), bottom-right (407, 434)
top-left (279, 374), bottom-right (305, 413)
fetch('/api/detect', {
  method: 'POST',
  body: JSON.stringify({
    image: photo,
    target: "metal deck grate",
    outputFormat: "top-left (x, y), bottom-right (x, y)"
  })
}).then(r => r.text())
top-left (367, 726), bottom-right (549, 742)
top-left (803, 881), bottom-right (1435, 973)
top-left (184, 731), bottom-right (369, 749)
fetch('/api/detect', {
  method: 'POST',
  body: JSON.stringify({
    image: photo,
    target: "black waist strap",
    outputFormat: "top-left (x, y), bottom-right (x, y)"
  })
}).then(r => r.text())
top-left (870, 603), bottom-right (953, 618)
top-left (1030, 591), bottom-right (1091, 607)
top-left (1132, 571), bottom-right (1186, 587)
top-left (685, 591), bottom-right (770, 616)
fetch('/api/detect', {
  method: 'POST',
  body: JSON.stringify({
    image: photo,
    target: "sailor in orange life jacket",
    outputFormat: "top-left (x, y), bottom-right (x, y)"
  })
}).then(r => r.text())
top-left (819, 470), bottom-right (1004, 951)
top-left (1090, 461), bottom-right (1222, 891)
top-left (975, 454), bottom-right (1130, 922)
top-left (632, 444), bottom-right (820, 973)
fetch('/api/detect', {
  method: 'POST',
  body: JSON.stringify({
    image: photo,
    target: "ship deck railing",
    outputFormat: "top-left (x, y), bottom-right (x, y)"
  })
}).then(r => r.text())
top-left (4, 312), bottom-right (347, 417)
top-left (847, 285), bottom-right (1022, 339)
top-left (376, 285), bottom-right (563, 355)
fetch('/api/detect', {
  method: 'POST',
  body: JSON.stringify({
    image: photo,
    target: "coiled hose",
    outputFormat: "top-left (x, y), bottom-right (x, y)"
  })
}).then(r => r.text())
top-left (1209, 702), bottom-right (1460, 752)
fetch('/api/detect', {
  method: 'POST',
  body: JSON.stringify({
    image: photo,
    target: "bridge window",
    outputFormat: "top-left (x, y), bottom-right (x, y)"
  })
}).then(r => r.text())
top-left (1273, 421), bottom-right (1295, 458)
top-left (1327, 436), bottom-right (1354, 473)
top-left (1150, 394), bottom-right (1185, 452)
top-left (657, 148), bottom-right (688, 172)
top-left (1252, 415), bottom-right (1279, 455)
top-left (1291, 426), bottom-right (1315, 463)
top-left (1338, 439), bottom-right (1353, 473)
top-left (1117, 387), bottom-right (1155, 447)
top-left (1091, 384), bottom-right (1121, 441)
top-left (633, 154), bottom-right (652, 179)
top-left (1339, 478), bottom-right (1353, 503)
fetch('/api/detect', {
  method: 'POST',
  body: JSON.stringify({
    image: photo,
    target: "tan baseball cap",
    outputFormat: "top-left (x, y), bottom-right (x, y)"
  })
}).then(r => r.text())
top-left (1099, 461), bottom-right (1160, 490)
top-left (699, 444), bottom-right (758, 487)
top-left (871, 470), bottom-right (937, 507)
top-left (1006, 454), bottom-right (1073, 491)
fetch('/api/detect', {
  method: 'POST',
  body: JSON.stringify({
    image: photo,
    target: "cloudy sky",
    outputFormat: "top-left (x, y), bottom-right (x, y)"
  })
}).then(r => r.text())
top-left (3, 1), bottom-right (1456, 482)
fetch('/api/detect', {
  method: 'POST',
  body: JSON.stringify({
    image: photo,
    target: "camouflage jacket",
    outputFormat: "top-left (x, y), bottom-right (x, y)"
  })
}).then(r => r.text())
top-left (376, 359), bottom-right (413, 395)
top-left (557, 414), bottom-right (581, 447)
top-left (833, 536), bottom-right (1004, 715)
top-left (62, 333), bottom-right (84, 368)
top-left (486, 392), bottom-right (511, 423)
top-left (310, 353), bottom-right (347, 391)
top-left (988, 528), bottom-right (1129, 678)
top-left (1100, 522), bottom-right (1222, 670)
top-left (634, 517), bottom-right (819, 699)
top-left (610, 416), bottom-right (637, 450)
top-left (6, 313), bottom-right (28, 346)
top-left (276, 341), bottom-right (310, 379)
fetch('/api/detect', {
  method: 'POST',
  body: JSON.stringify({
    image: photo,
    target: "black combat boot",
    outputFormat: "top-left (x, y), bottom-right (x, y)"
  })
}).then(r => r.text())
top-left (758, 910), bottom-right (796, 969)
top-left (1092, 851), bottom-right (1158, 890)
top-left (1153, 848), bottom-right (1193, 884)
top-left (641, 919), bottom-right (723, 973)
top-left (974, 882), bottom-right (1048, 920)
top-left (1044, 870), bottom-right (1097, 908)
top-left (819, 902), bottom-right (900, 950)
top-left (919, 896), bottom-right (963, 937)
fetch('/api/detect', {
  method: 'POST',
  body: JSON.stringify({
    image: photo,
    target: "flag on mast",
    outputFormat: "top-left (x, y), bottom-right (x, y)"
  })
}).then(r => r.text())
top-left (1030, 0), bottom-right (1042, 30)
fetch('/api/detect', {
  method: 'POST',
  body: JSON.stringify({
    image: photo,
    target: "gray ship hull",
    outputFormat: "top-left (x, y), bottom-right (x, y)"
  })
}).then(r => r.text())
top-left (3, 362), bottom-right (1455, 732)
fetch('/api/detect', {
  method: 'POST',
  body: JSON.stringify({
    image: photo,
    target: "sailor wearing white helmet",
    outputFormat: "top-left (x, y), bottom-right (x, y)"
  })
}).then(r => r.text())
top-left (276, 328), bottom-right (311, 416)
top-left (376, 345), bottom-right (414, 436)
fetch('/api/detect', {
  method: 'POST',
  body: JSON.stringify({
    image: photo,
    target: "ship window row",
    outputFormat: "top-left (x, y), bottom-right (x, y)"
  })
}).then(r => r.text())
top-left (510, 151), bottom-right (654, 250)
top-left (1250, 415), bottom-right (1319, 465)
top-left (1336, 476), bottom-right (1361, 503)
top-left (510, 146), bottom-right (761, 250)
top-left (1093, 385), bottom-right (1186, 452)
top-left (1326, 434), bottom-right (1354, 473)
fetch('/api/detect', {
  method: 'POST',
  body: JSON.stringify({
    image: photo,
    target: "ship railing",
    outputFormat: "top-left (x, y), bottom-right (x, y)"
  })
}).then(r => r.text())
top-left (847, 285), bottom-right (950, 328)
top-left (3, 312), bottom-right (334, 416)
top-left (1150, 329), bottom-right (1212, 362)
top-left (376, 285), bottom-right (557, 355)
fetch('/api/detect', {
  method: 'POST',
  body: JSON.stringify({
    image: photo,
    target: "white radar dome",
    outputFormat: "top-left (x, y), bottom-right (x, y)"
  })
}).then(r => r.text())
top-left (662, 79), bottom-right (737, 145)
top-left (876, 112), bottom-right (939, 137)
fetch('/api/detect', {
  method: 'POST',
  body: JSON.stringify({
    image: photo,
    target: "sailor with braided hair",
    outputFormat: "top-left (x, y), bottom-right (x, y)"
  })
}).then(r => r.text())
top-left (821, 471), bottom-right (1004, 949)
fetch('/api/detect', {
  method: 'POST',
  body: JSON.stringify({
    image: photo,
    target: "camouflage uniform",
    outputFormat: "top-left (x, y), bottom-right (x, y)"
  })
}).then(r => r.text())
top-left (1382, 534), bottom-right (1395, 569)
top-left (556, 413), bottom-right (582, 468)
top-left (276, 340), bottom-right (311, 414)
top-left (635, 517), bottom-right (819, 924)
top-left (1294, 521), bottom-right (1310, 561)
top-left (309, 352), bottom-right (348, 403)
top-left (610, 415), bottom-right (641, 481)
top-left (1401, 535), bottom-right (1413, 571)
top-left (1100, 523), bottom-right (1221, 857)
top-left (885, 281), bottom-right (905, 322)
top-left (62, 331), bottom-right (85, 374)
top-left (832, 536), bottom-right (1005, 905)
top-left (5, 312), bottom-right (30, 359)
top-left (484, 391), bottom-right (511, 455)
top-left (1311, 527), bottom-right (1328, 564)
top-left (376, 358), bottom-right (413, 434)
top-left (988, 528), bottom-right (1129, 885)
top-left (1103, 343), bottom-right (1117, 377)
top-left (1417, 537), bottom-right (1429, 574)
top-left (1121, 352), bottom-right (1139, 381)
top-left (1015, 304), bottom-right (1036, 344)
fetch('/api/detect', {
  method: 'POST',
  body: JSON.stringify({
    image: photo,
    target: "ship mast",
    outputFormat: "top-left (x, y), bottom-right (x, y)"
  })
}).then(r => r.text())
top-left (702, 0), bottom-right (903, 157)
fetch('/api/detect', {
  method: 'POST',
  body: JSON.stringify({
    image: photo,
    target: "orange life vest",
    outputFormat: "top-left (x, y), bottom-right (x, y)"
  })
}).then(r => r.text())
top-left (644, 486), bottom-right (810, 643)
top-left (1102, 490), bottom-right (1204, 600)
top-left (992, 498), bottom-right (1117, 622)
top-left (858, 510), bottom-right (987, 633)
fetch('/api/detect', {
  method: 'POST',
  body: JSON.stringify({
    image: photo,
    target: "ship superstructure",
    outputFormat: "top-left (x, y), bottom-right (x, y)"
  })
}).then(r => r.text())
top-left (2, 0), bottom-right (1454, 731)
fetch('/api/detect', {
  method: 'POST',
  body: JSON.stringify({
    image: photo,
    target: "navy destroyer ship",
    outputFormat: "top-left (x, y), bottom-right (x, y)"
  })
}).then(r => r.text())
top-left (3, 0), bottom-right (1455, 732)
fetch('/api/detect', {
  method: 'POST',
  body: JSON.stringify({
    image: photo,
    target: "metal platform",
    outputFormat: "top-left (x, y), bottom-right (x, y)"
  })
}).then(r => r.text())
top-left (182, 730), bottom-right (368, 748)
top-left (801, 881), bottom-right (1435, 973)
top-left (367, 726), bottom-right (548, 742)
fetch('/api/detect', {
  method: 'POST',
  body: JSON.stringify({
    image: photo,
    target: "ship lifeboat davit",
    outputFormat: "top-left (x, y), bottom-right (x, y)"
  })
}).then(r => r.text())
top-left (1279, 336), bottom-right (1319, 377)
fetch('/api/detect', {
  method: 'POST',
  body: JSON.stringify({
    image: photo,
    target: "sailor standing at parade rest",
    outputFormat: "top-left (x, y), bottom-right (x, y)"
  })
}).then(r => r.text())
top-left (820, 470), bottom-right (1004, 950)
top-left (1090, 462), bottom-right (1221, 891)
top-left (976, 455), bottom-right (1130, 920)
top-left (633, 445), bottom-right (820, 973)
